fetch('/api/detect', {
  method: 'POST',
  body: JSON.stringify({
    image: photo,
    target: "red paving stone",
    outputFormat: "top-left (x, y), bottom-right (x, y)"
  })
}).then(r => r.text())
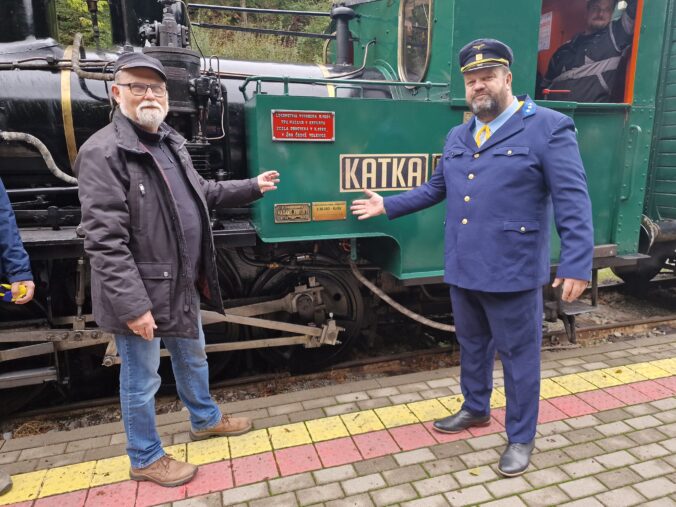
top-left (34, 490), bottom-right (87, 507)
top-left (135, 480), bottom-right (187, 507)
top-left (84, 481), bottom-right (138, 507)
top-left (388, 424), bottom-right (437, 451)
top-left (577, 390), bottom-right (626, 411)
top-left (491, 408), bottom-right (507, 427)
top-left (185, 460), bottom-right (233, 498)
top-left (548, 396), bottom-right (596, 417)
top-left (315, 437), bottom-right (362, 468)
top-left (537, 400), bottom-right (568, 423)
top-left (231, 452), bottom-right (279, 486)
top-left (275, 444), bottom-right (322, 476)
top-left (655, 376), bottom-right (676, 392)
top-left (604, 384), bottom-right (653, 405)
top-left (353, 430), bottom-right (400, 459)
top-left (423, 421), bottom-right (472, 443)
top-left (468, 417), bottom-right (505, 437)
top-left (631, 380), bottom-right (674, 400)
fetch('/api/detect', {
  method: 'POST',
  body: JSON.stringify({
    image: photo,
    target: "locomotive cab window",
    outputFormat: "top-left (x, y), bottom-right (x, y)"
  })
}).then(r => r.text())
top-left (536, 0), bottom-right (641, 103)
top-left (398, 0), bottom-right (433, 83)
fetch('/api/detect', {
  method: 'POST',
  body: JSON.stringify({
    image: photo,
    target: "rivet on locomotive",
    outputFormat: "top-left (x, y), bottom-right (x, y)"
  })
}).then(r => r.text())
top-left (0, 0), bottom-right (674, 415)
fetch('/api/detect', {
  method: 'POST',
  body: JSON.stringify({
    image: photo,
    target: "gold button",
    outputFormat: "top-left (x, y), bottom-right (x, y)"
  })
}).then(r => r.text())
top-left (461, 218), bottom-right (468, 225)
top-left (473, 153), bottom-right (480, 159)
top-left (468, 173), bottom-right (475, 180)
top-left (520, 226), bottom-right (526, 233)
top-left (508, 150), bottom-right (513, 156)
top-left (464, 196), bottom-right (470, 202)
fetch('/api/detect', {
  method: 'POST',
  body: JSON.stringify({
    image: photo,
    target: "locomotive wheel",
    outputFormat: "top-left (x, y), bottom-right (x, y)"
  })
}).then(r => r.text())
top-left (611, 256), bottom-right (666, 287)
top-left (250, 256), bottom-right (365, 373)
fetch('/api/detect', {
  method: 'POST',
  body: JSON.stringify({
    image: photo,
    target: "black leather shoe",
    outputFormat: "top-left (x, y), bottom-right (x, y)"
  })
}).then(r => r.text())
top-left (498, 440), bottom-right (535, 477)
top-left (432, 409), bottom-right (491, 434)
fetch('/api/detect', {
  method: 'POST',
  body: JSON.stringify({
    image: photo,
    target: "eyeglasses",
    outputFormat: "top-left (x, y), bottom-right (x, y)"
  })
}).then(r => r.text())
top-left (116, 82), bottom-right (167, 97)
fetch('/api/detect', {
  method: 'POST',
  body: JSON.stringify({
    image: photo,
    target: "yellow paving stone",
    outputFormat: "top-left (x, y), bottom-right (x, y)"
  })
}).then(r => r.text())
top-left (550, 374), bottom-right (597, 393)
top-left (650, 359), bottom-right (676, 375)
top-left (39, 461), bottom-right (96, 498)
top-left (305, 416), bottom-right (350, 442)
top-left (90, 455), bottom-right (131, 487)
top-left (268, 422), bottom-right (312, 450)
top-left (438, 394), bottom-right (464, 414)
top-left (187, 436), bottom-right (230, 465)
top-left (628, 362), bottom-right (671, 379)
top-left (341, 410), bottom-right (385, 435)
top-left (165, 443), bottom-right (187, 462)
top-left (229, 429), bottom-right (272, 458)
top-left (0, 470), bottom-right (46, 506)
top-left (407, 399), bottom-right (451, 422)
top-left (600, 367), bottom-right (647, 384)
top-left (374, 405), bottom-right (419, 428)
top-left (577, 370), bottom-right (624, 388)
top-left (539, 378), bottom-right (571, 398)
top-left (490, 388), bottom-right (507, 408)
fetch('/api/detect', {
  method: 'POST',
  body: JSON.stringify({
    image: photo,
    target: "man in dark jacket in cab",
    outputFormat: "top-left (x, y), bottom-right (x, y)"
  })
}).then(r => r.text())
top-left (75, 52), bottom-right (279, 487)
top-left (0, 176), bottom-right (36, 495)
top-left (539, 0), bottom-right (638, 102)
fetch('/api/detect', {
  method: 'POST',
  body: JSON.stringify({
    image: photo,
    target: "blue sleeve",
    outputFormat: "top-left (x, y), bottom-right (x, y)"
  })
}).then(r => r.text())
top-left (0, 178), bottom-right (32, 282)
top-left (541, 116), bottom-right (594, 281)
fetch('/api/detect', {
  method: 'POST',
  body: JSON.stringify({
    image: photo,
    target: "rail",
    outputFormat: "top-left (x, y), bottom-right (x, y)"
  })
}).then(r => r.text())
top-left (239, 76), bottom-right (450, 101)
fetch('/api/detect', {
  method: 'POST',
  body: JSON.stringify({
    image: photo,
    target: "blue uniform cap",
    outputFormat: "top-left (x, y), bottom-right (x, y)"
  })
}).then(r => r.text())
top-left (459, 38), bottom-right (514, 74)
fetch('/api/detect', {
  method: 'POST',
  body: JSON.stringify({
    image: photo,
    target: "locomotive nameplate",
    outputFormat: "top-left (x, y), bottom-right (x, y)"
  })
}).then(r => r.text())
top-left (312, 201), bottom-right (347, 221)
top-left (274, 203), bottom-right (311, 223)
top-left (340, 154), bottom-right (429, 192)
top-left (271, 110), bottom-right (335, 142)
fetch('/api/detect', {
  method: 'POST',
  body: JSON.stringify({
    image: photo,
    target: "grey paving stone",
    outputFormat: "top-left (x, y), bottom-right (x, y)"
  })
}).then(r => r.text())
top-left (253, 415), bottom-right (290, 429)
top-left (302, 397), bottom-right (338, 410)
top-left (523, 466), bottom-right (570, 488)
top-left (353, 456), bottom-right (398, 476)
top-left (595, 409), bottom-right (632, 425)
top-left (520, 485), bottom-right (570, 507)
top-left (430, 440), bottom-right (473, 459)
top-left (426, 378), bottom-right (458, 389)
top-left (559, 499), bottom-right (605, 507)
top-left (594, 450), bottom-right (639, 469)
top-left (64, 435), bottom-right (111, 453)
top-left (422, 457), bottom-right (466, 477)
top-left (269, 473), bottom-right (316, 495)
top-left (659, 423), bottom-right (676, 438)
top-left (654, 410), bottom-right (676, 424)
top-left (325, 493), bottom-right (375, 507)
top-left (401, 494), bottom-right (451, 507)
top-left (324, 403), bottom-right (360, 417)
top-left (595, 486), bottom-right (646, 507)
top-left (651, 399), bottom-right (676, 411)
top-left (482, 497), bottom-right (528, 507)
top-left (249, 492), bottom-right (299, 507)
top-left (628, 428), bottom-right (667, 445)
top-left (634, 478), bottom-right (676, 500)
top-left (366, 387), bottom-right (400, 398)
top-left (595, 468), bottom-right (644, 489)
top-left (564, 442), bottom-right (605, 460)
top-left (221, 483), bottom-right (269, 505)
top-left (459, 448), bottom-right (501, 468)
top-left (412, 474), bottom-right (459, 497)
top-left (624, 404), bottom-right (660, 417)
top-left (314, 465), bottom-right (357, 485)
top-left (559, 366), bottom-right (586, 374)
top-left (662, 438), bottom-right (676, 453)
top-left (564, 428), bottom-right (605, 444)
top-left (630, 459), bottom-right (675, 479)
top-left (628, 443), bottom-right (671, 461)
top-left (641, 498), bottom-right (676, 507)
top-left (581, 362), bottom-right (610, 370)
top-left (3, 459), bottom-right (37, 474)
top-left (444, 485), bottom-right (492, 506)
top-left (530, 449), bottom-right (573, 469)
top-left (389, 393), bottom-right (424, 404)
top-left (336, 392), bottom-right (371, 404)
top-left (342, 474), bottom-right (387, 496)
top-left (357, 399), bottom-right (391, 411)
top-left (382, 465), bottom-right (427, 486)
top-left (485, 477), bottom-right (531, 498)
top-left (537, 421), bottom-right (573, 437)
top-left (297, 483), bottom-right (344, 506)
top-left (370, 484), bottom-right (418, 506)
top-left (397, 382), bottom-right (432, 394)
top-left (561, 458), bottom-right (606, 479)
top-left (453, 465), bottom-right (499, 487)
top-left (289, 409), bottom-right (327, 424)
top-left (558, 477), bottom-right (607, 499)
top-left (17, 442), bottom-right (66, 461)
top-left (596, 421), bottom-right (633, 437)
top-left (0, 451), bottom-right (19, 465)
top-left (466, 434), bottom-right (506, 451)
top-left (173, 492), bottom-right (223, 507)
top-left (36, 450), bottom-right (86, 470)
top-left (595, 435), bottom-right (636, 453)
top-left (566, 415), bottom-right (603, 430)
top-left (420, 388), bottom-right (453, 400)
top-left (393, 448), bottom-right (436, 467)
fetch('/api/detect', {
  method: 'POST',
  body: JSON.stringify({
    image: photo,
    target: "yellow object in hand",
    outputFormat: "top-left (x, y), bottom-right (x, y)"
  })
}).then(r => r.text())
top-left (0, 283), bottom-right (27, 303)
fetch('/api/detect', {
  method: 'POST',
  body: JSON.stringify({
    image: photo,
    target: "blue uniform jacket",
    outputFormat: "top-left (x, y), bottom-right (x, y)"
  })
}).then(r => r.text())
top-left (0, 177), bottom-right (32, 283)
top-left (384, 96), bottom-right (593, 292)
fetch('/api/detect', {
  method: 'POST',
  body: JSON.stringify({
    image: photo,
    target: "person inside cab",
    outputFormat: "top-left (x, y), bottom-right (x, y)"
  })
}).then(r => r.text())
top-left (539, 0), bottom-right (638, 102)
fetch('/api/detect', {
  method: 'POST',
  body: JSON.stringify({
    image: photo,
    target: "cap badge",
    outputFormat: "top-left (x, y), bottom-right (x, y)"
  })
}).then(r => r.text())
top-left (475, 53), bottom-right (483, 61)
top-left (472, 43), bottom-right (486, 50)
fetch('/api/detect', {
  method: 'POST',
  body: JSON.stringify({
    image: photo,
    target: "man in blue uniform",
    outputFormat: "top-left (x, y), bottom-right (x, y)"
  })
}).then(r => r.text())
top-left (351, 39), bottom-right (594, 477)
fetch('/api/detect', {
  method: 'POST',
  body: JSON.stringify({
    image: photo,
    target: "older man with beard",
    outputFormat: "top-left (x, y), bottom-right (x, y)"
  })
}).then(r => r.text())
top-left (351, 39), bottom-right (593, 477)
top-left (75, 52), bottom-right (280, 487)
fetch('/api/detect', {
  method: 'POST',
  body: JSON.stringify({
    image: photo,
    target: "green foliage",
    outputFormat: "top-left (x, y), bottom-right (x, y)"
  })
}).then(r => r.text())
top-left (55, 0), bottom-right (112, 49)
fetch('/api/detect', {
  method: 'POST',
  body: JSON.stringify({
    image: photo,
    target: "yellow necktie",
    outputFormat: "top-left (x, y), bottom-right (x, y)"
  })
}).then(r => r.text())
top-left (475, 125), bottom-right (491, 147)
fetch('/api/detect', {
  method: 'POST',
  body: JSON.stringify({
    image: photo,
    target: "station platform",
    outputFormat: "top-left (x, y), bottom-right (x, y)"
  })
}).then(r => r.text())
top-left (2, 333), bottom-right (676, 507)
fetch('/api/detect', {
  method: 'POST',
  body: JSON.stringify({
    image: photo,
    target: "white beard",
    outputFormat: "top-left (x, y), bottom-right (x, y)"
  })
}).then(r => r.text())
top-left (120, 100), bottom-right (167, 131)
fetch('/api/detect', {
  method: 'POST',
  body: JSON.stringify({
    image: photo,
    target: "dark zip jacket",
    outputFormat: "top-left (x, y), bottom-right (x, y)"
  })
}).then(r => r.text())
top-left (75, 110), bottom-right (262, 338)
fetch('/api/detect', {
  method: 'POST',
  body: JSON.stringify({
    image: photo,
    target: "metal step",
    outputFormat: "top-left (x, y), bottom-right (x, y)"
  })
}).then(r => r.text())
top-left (0, 367), bottom-right (57, 389)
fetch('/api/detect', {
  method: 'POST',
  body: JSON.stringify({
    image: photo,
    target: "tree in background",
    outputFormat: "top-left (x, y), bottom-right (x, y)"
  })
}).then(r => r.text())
top-left (56, 0), bottom-right (112, 49)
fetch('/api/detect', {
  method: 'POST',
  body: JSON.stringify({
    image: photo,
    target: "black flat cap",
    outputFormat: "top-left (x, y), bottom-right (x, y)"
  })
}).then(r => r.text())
top-left (113, 51), bottom-right (167, 81)
top-left (459, 38), bottom-right (514, 74)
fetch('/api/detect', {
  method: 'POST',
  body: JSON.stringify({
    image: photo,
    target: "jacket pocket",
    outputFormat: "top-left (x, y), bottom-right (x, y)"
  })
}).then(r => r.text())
top-left (137, 262), bottom-right (172, 323)
top-left (493, 146), bottom-right (530, 157)
top-left (502, 220), bottom-right (540, 277)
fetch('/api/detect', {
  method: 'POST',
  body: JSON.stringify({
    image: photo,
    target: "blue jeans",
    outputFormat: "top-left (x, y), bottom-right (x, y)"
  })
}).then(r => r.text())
top-left (115, 317), bottom-right (221, 469)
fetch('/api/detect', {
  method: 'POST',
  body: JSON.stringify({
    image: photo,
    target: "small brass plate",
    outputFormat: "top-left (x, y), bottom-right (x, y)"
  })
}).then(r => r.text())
top-left (274, 203), bottom-right (311, 223)
top-left (312, 201), bottom-right (347, 221)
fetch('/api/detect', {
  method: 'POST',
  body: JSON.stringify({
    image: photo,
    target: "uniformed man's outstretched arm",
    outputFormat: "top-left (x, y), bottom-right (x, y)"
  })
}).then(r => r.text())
top-left (351, 189), bottom-right (385, 220)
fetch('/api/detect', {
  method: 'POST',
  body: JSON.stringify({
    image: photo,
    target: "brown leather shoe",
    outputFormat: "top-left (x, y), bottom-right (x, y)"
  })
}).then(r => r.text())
top-left (190, 414), bottom-right (253, 440)
top-left (129, 455), bottom-right (197, 487)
